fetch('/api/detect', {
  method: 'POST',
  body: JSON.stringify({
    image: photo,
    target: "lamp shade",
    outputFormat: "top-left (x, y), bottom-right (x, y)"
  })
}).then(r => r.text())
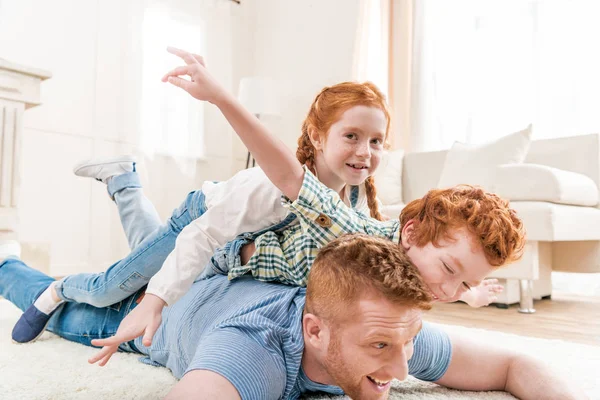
top-left (238, 76), bottom-right (280, 116)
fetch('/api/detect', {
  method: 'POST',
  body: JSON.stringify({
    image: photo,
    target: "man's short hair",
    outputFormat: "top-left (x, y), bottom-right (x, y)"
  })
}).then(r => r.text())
top-left (305, 233), bottom-right (431, 324)
top-left (400, 185), bottom-right (526, 267)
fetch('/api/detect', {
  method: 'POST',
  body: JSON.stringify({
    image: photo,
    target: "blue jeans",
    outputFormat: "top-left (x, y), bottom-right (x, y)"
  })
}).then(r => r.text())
top-left (0, 258), bottom-right (140, 351)
top-left (54, 171), bottom-right (207, 308)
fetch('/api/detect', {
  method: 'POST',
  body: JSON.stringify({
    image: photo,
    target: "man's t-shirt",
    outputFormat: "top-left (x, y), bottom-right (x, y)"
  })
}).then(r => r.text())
top-left (134, 275), bottom-right (452, 400)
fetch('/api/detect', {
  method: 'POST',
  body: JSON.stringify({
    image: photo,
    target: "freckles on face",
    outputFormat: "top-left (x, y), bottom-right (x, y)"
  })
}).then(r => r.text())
top-left (320, 105), bottom-right (387, 184)
top-left (406, 242), bottom-right (447, 283)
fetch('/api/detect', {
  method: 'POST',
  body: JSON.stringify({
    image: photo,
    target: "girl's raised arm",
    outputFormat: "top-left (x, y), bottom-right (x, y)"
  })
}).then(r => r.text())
top-left (163, 46), bottom-right (304, 200)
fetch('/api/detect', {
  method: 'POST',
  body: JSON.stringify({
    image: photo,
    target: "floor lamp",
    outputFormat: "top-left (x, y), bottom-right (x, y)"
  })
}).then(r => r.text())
top-left (237, 77), bottom-right (280, 169)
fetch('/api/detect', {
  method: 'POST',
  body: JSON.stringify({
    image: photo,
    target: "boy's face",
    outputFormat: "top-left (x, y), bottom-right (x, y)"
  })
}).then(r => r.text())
top-left (401, 221), bottom-right (495, 302)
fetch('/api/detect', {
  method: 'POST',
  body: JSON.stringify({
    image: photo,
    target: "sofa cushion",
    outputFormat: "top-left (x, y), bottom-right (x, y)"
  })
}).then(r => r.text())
top-left (402, 150), bottom-right (447, 204)
top-left (380, 203), bottom-right (405, 221)
top-left (374, 149), bottom-right (404, 206)
top-left (437, 125), bottom-right (532, 191)
top-left (493, 164), bottom-right (599, 207)
top-left (510, 201), bottom-right (600, 241)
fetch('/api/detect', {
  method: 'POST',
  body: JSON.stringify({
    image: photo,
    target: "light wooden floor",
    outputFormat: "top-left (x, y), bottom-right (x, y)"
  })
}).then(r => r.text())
top-left (425, 291), bottom-right (600, 346)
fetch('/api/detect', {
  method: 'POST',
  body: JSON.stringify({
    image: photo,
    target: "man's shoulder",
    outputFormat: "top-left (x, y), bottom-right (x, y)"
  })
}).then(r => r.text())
top-left (217, 280), bottom-right (306, 352)
top-left (205, 277), bottom-right (306, 322)
top-left (225, 278), bottom-right (307, 319)
top-left (204, 279), bottom-right (307, 399)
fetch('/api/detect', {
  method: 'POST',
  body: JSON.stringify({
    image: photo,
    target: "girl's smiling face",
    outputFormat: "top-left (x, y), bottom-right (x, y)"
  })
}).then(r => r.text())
top-left (310, 105), bottom-right (387, 189)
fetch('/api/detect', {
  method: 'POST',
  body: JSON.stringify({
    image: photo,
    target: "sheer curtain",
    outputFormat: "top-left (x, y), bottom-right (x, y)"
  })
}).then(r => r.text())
top-left (409, 0), bottom-right (600, 152)
top-left (140, 3), bottom-right (206, 159)
top-left (353, 0), bottom-right (389, 97)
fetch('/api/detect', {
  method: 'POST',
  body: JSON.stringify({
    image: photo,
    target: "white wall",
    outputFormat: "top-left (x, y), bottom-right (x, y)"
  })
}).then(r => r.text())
top-left (231, 0), bottom-right (361, 160)
top-left (0, 0), bottom-right (240, 275)
top-left (0, 0), bottom-right (361, 276)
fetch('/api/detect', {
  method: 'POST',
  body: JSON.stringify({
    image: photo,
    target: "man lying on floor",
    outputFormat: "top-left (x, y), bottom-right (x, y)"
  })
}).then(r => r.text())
top-left (1, 234), bottom-right (584, 400)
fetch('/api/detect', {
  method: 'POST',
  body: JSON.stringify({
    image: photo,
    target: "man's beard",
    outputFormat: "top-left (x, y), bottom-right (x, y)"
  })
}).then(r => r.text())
top-left (322, 333), bottom-right (389, 400)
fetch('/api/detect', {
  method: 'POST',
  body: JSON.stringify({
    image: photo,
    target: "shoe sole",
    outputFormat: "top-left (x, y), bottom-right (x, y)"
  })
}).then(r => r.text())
top-left (73, 155), bottom-right (136, 176)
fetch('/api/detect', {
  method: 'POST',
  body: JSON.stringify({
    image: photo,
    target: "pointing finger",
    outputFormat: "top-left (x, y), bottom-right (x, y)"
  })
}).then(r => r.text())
top-left (91, 335), bottom-right (122, 348)
top-left (189, 53), bottom-right (205, 66)
top-left (88, 345), bottom-right (113, 364)
top-left (98, 351), bottom-right (114, 367)
top-left (167, 46), bottom-right (197, 65)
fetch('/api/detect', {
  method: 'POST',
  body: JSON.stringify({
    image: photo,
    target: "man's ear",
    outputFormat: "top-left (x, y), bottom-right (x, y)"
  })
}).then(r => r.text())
top-left (302, 313), bottom-right (329, 351)
top-left (401, 219), bottom-right (416, 250)
top-left (308, 127), bottom-right (324, 151)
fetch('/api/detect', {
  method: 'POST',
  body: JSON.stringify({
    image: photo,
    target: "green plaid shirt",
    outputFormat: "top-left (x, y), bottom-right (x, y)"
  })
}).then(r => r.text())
top-left (227, 168), bottom-right (401, 286)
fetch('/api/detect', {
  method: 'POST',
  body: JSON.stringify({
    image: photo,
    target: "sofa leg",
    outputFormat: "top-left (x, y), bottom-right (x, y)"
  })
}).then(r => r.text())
top-left (518, 279), bottom-right (536, 314)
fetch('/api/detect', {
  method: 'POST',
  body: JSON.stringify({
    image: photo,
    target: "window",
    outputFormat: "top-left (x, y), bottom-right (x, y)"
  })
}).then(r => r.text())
top-left (140, 5), bottom-right (205, 158)
top-left (353, 0), bottom-right (389, 97)
top-left (408, 0), bottom-right (600, 151)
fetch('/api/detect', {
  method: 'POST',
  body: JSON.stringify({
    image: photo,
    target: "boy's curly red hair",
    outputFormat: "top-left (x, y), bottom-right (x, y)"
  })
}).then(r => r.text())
top-left (400, 185), bottom-right (526, 266)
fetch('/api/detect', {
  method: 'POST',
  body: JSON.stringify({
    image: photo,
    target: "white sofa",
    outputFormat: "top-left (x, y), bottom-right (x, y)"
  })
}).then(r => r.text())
top-left (378, 133), bottom-right (600, 313)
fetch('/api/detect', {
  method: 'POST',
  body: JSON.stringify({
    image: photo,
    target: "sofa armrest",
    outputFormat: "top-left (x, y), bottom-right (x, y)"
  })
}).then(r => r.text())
top-left (493, 164), bottom-right (599, 206)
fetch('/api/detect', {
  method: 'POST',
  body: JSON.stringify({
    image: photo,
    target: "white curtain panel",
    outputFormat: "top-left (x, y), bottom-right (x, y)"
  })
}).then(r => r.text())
top-left (352, 0), bottom-right (389, 96)
top-left (135, 0), bottom-right (235, 160)
top-left (410, 0), bottom-right (600, 152)
top-left (140, 3), bottom-right (206, 159)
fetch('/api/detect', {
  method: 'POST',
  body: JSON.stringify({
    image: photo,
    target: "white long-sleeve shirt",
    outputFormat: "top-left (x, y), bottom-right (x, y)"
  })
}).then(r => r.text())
top-left (145, 167), bottom-right (369, 306)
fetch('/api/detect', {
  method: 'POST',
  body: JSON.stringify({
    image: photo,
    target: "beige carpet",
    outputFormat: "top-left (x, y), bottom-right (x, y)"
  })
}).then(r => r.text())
top-left (0, 300), bottom-right (598, 399)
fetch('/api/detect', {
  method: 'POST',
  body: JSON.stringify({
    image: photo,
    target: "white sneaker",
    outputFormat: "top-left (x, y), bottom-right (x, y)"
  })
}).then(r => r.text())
top-left (0, 240), bottom-right (21, 263)
top-left (73, 155), bottom-right (136, 184)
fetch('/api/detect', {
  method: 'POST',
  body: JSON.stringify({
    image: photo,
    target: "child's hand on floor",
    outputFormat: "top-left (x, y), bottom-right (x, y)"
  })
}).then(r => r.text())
top-left (463, 278), bottom-right (504, 308)
top-left (88, 294), bottom-right (166, 366)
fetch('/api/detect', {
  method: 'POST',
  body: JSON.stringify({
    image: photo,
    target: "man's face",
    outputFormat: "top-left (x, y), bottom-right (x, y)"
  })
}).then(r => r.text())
top-left (402, 222), bottom-right (495, 302)
top-left (321, 294), bottom-right (422, 400)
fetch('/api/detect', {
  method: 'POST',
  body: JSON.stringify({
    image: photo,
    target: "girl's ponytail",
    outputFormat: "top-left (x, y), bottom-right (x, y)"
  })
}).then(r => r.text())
top-left (364, 176), bottom-right (384, 221)
top-left (296, 122), bottom-right (317, 175)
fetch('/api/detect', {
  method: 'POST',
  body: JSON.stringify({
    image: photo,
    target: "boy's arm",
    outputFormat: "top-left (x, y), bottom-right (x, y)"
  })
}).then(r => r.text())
top-left (163, 47), bottom-right (305, 201)
top-left (145, 212), bottom-right (227, 306)
top-left (89, 170), bottom-right (287, 364)
top-left (146, 169), bottom-right (287, 306)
